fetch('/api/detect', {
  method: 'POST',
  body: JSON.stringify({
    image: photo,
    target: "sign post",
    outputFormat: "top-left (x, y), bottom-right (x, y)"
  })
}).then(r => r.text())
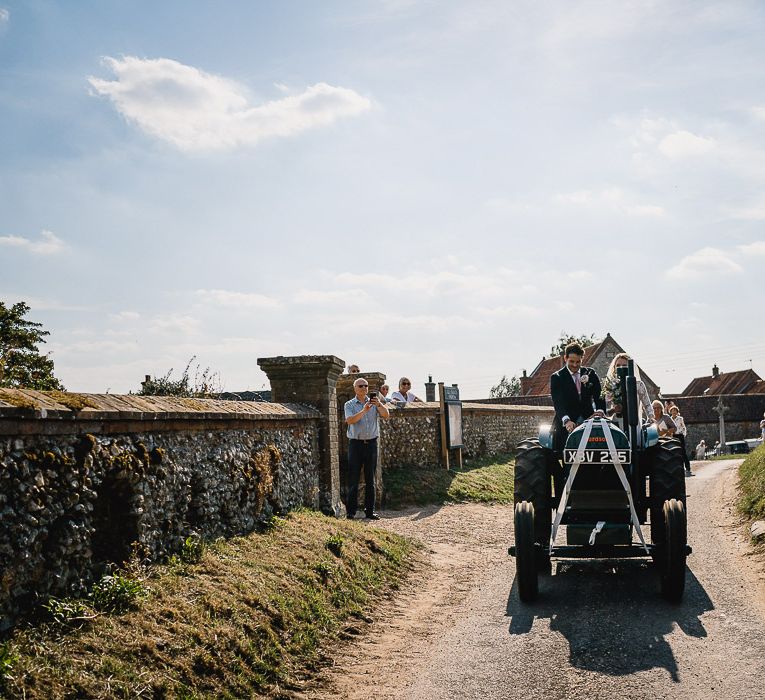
top-left (439, 382), bottom-right (464, 469)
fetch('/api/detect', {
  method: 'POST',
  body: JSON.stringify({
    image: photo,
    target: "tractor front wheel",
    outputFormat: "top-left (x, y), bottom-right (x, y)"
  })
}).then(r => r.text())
top-left (660, 498), bottom-right (687, 602)
top-left (514, 501), bottom-right (539, 602)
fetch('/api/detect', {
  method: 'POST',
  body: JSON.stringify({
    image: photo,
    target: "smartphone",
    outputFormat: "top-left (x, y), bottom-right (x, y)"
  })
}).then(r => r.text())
top-left (368, 391), bottom-right (378, 399)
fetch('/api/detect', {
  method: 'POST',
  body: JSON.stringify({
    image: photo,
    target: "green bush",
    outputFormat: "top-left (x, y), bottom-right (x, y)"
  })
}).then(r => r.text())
top-left (325, 533), bottom-right (345, 557)
top-left (313, 560), bottom-right (338, 582)
top-left (90, 572), bottom-right (145, 613)
top-left (263, 514), bottom-right (287, 533)
top-left (43, 597), bottom-right (95, 628)
top-left (180, 534), bottom-right (206, 564)
top-left (738, 444), bottom-right (765, 522)
top-left (0, 641), bottom-right (17, 684)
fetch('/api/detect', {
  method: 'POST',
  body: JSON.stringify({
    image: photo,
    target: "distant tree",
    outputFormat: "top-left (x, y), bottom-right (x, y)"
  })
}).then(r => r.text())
top-left (548, 332), bottom-right (599, 358)
top-left (138, 356), bottom-right (221, 398)
top-left (489, 374), bottom-right (521, 398)
top-left (0, 301), bottom-right (65, 390)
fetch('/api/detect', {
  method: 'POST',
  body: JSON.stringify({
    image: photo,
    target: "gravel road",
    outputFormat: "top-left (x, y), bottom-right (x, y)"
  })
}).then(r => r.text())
top-left (300, 459), bottom-right (765, 700)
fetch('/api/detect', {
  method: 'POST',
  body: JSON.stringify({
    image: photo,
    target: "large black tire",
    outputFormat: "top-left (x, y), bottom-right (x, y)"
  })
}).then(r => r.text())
top-left (660, 499), bottom-right (687, 602)
top-left (648, 438), bottom-right (686, 548)
top-left (514, 439), bottom-right (553, 550)
top-left (515, 501), bottom-right (539, 602)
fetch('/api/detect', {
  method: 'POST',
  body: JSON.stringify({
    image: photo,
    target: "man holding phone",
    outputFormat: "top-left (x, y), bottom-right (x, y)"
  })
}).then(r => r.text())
top-left (344, 377), bottom-right (390, 520)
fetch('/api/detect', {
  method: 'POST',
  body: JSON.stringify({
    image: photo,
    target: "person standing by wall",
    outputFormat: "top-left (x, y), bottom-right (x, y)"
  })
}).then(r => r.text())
top-left (391, 377), bottom-right (423, 403)
top-left (344, 377), bottom-right (389, 520)
top-left (760, 412), bottom-right (765, 441)
top-left (651, 400), bottom-right (676, 438)
top-left (669, 405), bottom-right (693, 476)
top-left (379, 383), bottom-right (393, 404)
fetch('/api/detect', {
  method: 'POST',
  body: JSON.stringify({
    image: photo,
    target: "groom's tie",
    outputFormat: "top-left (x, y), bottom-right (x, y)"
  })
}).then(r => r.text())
top-left (573, 372), bottom-right (581, 395)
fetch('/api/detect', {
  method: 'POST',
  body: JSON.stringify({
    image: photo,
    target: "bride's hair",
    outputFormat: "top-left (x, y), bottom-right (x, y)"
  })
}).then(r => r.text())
top-left (607, 352), bottom-right (642, 382)
top-left (607, 352), bottom-right (630, 379)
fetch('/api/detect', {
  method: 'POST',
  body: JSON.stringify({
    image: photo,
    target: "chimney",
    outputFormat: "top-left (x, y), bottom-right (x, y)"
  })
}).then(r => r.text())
top-left (712, 364), bottom-right (719, 379)
top-left (424, 375), bottom-right (436, 402)
top-left (520, 369), bottom-right (529, 396)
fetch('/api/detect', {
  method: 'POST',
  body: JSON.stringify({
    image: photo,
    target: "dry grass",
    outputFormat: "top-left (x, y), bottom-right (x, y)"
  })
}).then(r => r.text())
top-left (0, 511), bottom-right (417, 699)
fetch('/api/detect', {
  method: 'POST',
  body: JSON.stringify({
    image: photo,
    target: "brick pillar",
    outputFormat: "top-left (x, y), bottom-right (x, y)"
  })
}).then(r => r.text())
top-left (257, 355), bottom-right (345, 517)
top-left (336, 372), bottom-right (386, 509)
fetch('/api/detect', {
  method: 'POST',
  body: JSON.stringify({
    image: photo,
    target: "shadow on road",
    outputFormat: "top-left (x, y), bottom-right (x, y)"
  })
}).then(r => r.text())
top-left (506, 561), bottom-right (713, 681)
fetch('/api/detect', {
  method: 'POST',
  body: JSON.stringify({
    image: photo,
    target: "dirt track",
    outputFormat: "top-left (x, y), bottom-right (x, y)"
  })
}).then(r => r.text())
top-left (299, 459), bottom-right (765, 700)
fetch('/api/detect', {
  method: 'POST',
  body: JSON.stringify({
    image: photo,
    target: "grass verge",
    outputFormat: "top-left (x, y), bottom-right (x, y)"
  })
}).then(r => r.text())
top-left (702, 453), bottom-right (752, 461)
top-left (0, 511), bottom-right (417, 699)
top-left (383, 454), bottom-right (514, 508)
top-left (738, 443), bottom-right (765, 525)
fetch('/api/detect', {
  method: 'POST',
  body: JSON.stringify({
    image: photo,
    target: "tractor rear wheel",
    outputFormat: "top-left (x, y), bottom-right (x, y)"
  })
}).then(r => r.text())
top-left (648, 438), bottom-right (686, 551)
top-left (514, 439), bottom-right (553, 552)
top-left (660, 498), bottom-right (687, 602)
top-left (514, 501), bottom-right (539, 602)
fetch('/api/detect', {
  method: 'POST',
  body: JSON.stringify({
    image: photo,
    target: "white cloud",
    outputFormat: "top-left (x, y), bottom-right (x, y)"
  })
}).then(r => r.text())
top-left (751, 106), bottom-right (765, 122)
top-left (554, 187), bottom-right (665, 218)
top-left (665, 247), bottom-right (743, 280)
top-left (0, 9), bottom-right (8, 23)
top-left (88, 56), bottom-right (372, 151)
top-left (731, 199), bottom-right (765, 221)
top-left (109, 310), bottom-right (141, 322)
top-left (567, 270), bottom-right (593, 281)
top-left (0, 295), bottom-right (89, 312)
top-left (475, 304), bottom-right (540, 318)
top-left (657, 130), bottom-right (716, 159)
top-left (194, 288), bottom-right (281, 309)
top-left (292, 288), bottom-right (369, 305)
top-left (738, 241), bottom-right (765, 257)
top-left (148, 314), bottom-right (201, 335)
top-left (0, 229), bottom-right (65, 255)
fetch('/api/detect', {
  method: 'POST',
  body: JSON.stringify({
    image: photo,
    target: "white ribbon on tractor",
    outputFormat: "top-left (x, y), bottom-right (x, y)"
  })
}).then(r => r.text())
top-left (550, 418), bottom-right (649, 555)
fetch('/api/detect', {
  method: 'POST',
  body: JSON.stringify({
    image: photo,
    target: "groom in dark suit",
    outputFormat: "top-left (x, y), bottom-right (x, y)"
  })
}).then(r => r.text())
top-left (550, 342), bottom-right (607, 452)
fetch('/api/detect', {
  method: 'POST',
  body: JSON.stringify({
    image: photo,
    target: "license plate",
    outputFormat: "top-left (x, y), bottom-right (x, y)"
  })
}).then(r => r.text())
top-left (563, 449), bottom-right (631, 464)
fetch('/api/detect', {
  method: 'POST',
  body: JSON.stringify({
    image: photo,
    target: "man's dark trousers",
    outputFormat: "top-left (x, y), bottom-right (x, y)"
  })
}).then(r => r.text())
top-left (347, 438), bottom-right (377, 517)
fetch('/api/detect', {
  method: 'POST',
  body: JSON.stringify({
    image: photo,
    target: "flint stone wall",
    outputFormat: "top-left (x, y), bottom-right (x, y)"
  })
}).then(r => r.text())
top-left (378, 402), bottom-right (554, 468)
top-left (668, 394), bottom-right (765, 451)
top-left (0, 391), bottom-right (320, 630)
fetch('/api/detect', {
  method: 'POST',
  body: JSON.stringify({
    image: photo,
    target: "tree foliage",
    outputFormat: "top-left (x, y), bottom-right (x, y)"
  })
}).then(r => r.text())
top-left (489, 374), bottom-right (521, 398)
top-left (138, 356), bottom-right (221, 397)
top-left (548, 331), bottom-right (599, 358)
top-left (0, 301), bottom-right (64, 390)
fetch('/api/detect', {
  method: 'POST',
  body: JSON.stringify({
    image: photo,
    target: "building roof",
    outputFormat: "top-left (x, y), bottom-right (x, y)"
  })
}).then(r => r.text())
top-left (746, 380), bottom-right (765, 394)
top-left (521, 334), bottom-right (660, 398)
top-left (680, 368), bottom-right (761, 397)
top-left (522, 356), bottom-right (563, 395)
top-left (522, 341), bottom-right (606, 396)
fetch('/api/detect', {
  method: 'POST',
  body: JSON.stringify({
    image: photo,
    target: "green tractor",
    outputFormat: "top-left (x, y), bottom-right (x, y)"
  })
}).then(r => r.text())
top-left (510, 360), bottom-right (689, 602)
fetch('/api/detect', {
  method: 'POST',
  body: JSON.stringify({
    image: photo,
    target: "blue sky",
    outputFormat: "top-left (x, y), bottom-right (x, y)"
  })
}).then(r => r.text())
top-left (1, 1), bottom-right (764, 397)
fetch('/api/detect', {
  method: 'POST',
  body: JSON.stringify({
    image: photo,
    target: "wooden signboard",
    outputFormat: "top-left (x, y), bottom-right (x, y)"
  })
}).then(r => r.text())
top-left (439, 382), bottom-right (463, 469)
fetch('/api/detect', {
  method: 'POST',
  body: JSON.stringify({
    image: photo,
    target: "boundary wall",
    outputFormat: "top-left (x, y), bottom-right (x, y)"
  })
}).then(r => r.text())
top-left (0, 390), bottom-right (320, 629)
